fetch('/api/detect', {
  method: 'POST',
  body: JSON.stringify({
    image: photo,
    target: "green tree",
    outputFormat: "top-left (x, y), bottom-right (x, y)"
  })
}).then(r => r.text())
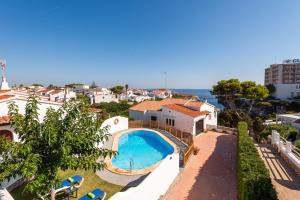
top-left (110, 86), bottom-right (124, 94)
top-left (245, 84), bottom-right (269, 113)
top-left (266, 84), bottom-right (276, 95)
top-left (76, 94), bottom-right (90, 105)
top-left (90, 81), bottom-right (98, 89)
top-left (0, 94), bottom-right (115, 196)
top-left (213, 79), bottom-right (269, 114)
top-left (125, 84), bottom-right (129, 99)
top-left (260, 124), bottom-right (298, 140)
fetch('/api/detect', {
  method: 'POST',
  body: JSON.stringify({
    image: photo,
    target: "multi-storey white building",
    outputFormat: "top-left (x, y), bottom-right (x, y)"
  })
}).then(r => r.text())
top-left (265, 59), bottom-right (300, 99)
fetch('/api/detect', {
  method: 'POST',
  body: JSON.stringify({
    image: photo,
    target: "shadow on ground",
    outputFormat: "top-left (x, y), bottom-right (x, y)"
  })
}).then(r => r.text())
top-left (258, 144), bottom-right (300, 190)
top-left (186, 134), bottom-right (237, 200)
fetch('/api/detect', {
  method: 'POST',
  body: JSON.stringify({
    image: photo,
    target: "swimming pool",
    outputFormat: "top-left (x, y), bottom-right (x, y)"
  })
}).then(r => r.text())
top-left (112, 129), bottom-right (174, 171)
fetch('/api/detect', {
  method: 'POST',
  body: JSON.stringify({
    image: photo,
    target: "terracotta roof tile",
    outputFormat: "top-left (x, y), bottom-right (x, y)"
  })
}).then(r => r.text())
top-left (130, 98), bottom-right (190, 111)
top-left (0, 95), bottom-right (15, 101)
top-left (163, 104), bottom-right (210, 118)
top-left (0, 90), bottom-right (10, 94)
top-left (0, 116), bottom-right (10, 125)
top-left (88, 108), bottom-right (102, 113)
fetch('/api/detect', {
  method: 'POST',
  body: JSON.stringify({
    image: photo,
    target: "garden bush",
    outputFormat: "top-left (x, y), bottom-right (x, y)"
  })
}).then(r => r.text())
top-left (260, 124), bottom-right (298, 140)
top-left (295, 140), bottom-right (300, 149)
top-left (237, 122), bottom-right (277, 200)
top-left (287, 130), bottom-right (298, 142)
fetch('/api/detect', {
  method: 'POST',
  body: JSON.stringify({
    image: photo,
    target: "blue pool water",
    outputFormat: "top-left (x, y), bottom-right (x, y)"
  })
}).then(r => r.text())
top-left (112, 130), bottom-right (174, 170)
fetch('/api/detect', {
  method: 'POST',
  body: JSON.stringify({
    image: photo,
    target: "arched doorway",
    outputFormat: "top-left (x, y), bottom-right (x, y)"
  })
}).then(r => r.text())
top-left (0, 130), bottom-right (13, 141)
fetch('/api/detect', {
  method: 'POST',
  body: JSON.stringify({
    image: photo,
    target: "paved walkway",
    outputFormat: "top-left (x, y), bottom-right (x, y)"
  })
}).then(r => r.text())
top-left (257, 144), bottom-right (300, 200)
top-left (164, 131), bottom-right (237, 200)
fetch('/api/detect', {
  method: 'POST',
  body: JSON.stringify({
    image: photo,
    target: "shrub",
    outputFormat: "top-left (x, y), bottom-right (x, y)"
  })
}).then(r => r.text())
top-left (260, 124), bottom-right (298, 140)
top-left (295, 140), bottom-right (300, 149)
top-left (237, 122), bottom-right (277, 200)
top-left (287, 131), bottom-right (298, 142)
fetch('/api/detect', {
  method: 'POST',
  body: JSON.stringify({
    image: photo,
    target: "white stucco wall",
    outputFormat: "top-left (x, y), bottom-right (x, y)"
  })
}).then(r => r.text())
top-left (92, 94), bottom-right (119, 104)
top-left (100, 116), bottom-right (128, 135)
top-left (129, 110), bottom-right (146, 120)
top-left (274, 84), bottom-right (300, 99)
top-left (99, 116), bottom-right (128, 148)
top-left (0, 125), bottom-right (19, 143)
top-left (0, 98), bottom-right (62, 122)
top-left (161, 107), bottom-right (194, 133)
top-left (110, 153), bottom-right (179, 200)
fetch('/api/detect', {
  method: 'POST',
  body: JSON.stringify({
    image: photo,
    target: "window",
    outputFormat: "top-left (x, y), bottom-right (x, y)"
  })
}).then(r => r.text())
top-left (166, 119), bottom-right (168, 124)
top-left (172, 119), bottom-right (175, 126)
top-left (151, 116), bottom-right (157, 121)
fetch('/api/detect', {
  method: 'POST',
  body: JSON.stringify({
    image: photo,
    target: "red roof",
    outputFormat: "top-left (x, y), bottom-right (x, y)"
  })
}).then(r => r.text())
top-left (163, 104), bottom-right (210, 118)
top-left (0, 90), bottom-right (10, 94)
top-left (0, 95), bottom-right (15, 101)
top-left (0, 116), bottom-right (10, 125)
top-left (130, 98), bottom-right (189, 111)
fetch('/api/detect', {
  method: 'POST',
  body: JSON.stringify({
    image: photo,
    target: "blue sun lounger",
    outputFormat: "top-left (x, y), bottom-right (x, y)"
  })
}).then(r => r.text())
top-left (79, 188), bottom-right (106, 200)
top-left (60, 175), bottom-right (83, 188)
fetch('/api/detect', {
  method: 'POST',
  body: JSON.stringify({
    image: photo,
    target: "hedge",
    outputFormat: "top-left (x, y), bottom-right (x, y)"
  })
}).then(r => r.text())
top-left (237, 122), bottom-right (277, 200)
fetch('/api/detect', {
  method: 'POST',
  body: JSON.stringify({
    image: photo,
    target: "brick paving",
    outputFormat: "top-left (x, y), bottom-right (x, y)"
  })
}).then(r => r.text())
top-left (257, 144), bottom-right (300, 200)
top-left (164, 131), bottom-right (237, 200)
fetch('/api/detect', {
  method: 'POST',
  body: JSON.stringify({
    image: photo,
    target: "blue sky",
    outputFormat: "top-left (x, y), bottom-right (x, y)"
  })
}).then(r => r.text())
top-left (0, 0), bottom-right (300, 89)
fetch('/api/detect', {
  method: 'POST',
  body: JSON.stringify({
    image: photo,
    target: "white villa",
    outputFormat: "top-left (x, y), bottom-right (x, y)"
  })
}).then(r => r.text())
top-left (276, 113), bottom-right (300, 130)
top-left (129, 98), bottom-right (218, 135)
top-left (88, 88), bottom-right (119, 104)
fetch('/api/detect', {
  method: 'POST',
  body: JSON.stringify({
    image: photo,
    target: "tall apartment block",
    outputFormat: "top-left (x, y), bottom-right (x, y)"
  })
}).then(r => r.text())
top-left (265, 59), bottom-right (300, 99)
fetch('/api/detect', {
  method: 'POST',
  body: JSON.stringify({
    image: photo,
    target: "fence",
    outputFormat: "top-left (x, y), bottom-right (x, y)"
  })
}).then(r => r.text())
top-left (129, 120), bottom-right (194, 166)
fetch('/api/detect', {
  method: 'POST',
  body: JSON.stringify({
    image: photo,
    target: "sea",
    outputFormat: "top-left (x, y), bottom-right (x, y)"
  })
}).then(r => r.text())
top-left (172, 89), bottom-right (224, 109)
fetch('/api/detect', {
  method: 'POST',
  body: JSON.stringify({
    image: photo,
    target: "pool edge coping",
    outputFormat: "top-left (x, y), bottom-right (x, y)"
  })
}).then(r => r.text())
top-left (105, 128), bottom-right (178, 175)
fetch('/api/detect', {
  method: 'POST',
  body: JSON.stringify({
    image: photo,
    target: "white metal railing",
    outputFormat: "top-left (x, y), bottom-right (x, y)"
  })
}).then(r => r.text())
top-left (271, 130), bottom-right (300, 172)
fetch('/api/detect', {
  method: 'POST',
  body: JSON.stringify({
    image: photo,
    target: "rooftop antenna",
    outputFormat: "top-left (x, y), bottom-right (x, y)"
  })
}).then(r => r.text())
top-left (0, 59), bottom-right (10, 90)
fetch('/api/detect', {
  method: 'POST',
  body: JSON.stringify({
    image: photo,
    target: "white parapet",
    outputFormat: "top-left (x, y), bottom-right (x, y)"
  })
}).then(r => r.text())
top-left (0, 188), bottom-right (14, 200)
top-left (110, 153), bottom-right (180, 200)
top-left (286, 142), bottom-right (292, 153)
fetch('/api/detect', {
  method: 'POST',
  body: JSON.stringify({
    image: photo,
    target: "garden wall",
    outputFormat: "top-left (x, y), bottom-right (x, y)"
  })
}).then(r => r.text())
top-left (110, 153), bottom-right (180, 200)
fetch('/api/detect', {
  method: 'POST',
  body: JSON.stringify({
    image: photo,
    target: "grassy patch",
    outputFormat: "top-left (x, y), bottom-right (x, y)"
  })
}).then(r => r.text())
top-left (11, 170), bottom-right (123, 200)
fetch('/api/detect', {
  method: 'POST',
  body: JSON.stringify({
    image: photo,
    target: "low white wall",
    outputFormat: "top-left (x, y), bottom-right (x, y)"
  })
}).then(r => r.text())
top-left (99, 116), bottom-right (128, 148)
top-left (0, 188), bottom-right (14, 200)
top-left (100, 116), bottom-right (128, 135)
top-left (272, 131), bottom-right (300, 171)
top-left (110, 153), bottom-right (180, 200)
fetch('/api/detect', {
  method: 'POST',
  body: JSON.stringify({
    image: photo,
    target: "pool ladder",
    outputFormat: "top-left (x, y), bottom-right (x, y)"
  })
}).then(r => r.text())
top-left (129, 158), bottom-right (133, 173)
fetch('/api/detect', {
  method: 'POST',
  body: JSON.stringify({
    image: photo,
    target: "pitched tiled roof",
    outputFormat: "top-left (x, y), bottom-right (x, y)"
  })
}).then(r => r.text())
top-left (0, 95), bottom-right (15, 101)
top-left (88, 107), bottom-right (102, 113)
top-left (184, 101), bottom-right (204, 107)
top-left (130, 98), bottom-right (190, 111)
top-left (0, 116), bottom-right (10, 125)
top-left (0, 90), bottom-right (10, 94)
top-left (163, 104), bottom-right (210, 118)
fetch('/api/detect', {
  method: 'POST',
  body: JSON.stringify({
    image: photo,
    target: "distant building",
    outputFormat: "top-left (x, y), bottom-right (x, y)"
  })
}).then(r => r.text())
top-left (129, 98), bottom-right (218, 135)
top-left (265, 59), bottom-right (300, 99)
top-left (88, 88), bottom-right (119, 104)
top-left (151, 89), bottom-right (172, 99)
top-left (276, 113), bottom-right (300, 131)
